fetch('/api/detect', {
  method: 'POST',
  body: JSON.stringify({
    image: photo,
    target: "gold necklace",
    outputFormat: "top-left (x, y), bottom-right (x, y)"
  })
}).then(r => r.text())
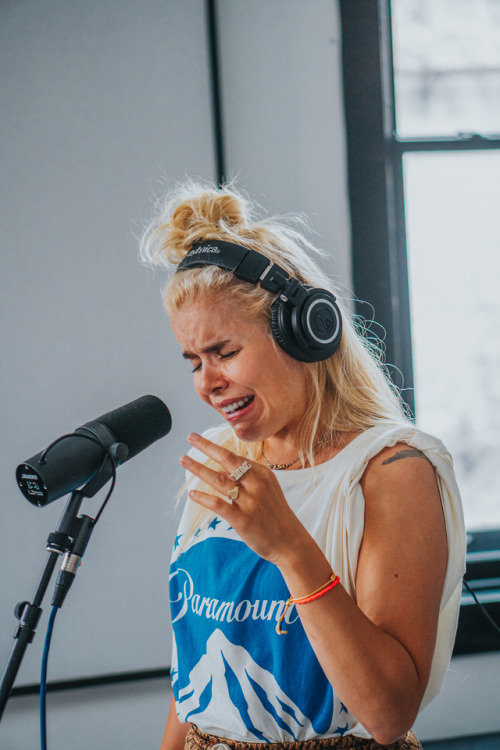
top-left (260, 434), bottom-right (333, 470)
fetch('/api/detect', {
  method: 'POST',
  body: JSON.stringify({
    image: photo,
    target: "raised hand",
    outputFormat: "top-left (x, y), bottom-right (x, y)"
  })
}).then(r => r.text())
top-left (179, 432), bottom-right (311, 566)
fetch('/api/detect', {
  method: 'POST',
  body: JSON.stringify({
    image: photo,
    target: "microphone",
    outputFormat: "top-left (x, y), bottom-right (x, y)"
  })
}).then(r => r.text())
top-left (16, 395), bottom-right (172, 507)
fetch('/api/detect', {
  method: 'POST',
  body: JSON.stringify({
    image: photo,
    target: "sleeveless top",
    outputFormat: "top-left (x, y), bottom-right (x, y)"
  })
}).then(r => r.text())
top-left (169, 423), bottom-right (466, 742)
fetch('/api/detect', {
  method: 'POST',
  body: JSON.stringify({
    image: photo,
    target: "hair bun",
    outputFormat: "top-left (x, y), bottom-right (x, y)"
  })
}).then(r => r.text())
top-left (142, 184), bottom-right (252, 265)
top-left (171, 191), bottom-right (247, 234)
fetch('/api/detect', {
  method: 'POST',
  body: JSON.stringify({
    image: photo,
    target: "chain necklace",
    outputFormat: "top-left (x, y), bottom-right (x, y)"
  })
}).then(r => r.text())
top-left (260, 434), bottom-right (334, 470)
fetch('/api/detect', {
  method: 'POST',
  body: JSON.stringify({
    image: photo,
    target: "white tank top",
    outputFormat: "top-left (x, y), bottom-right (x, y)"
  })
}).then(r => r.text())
top-left (169, 423), bottom-right (466, 741)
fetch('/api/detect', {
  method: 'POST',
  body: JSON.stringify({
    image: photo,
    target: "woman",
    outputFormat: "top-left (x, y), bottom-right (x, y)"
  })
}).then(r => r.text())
top-left (140, 181), bottom-right (465, 750)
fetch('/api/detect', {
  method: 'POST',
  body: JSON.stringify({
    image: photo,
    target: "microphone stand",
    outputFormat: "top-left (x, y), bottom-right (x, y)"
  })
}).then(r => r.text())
top-left (0, 490), bottom-right (90, 722)
top-left (0, 439), bottom-right (123, 722)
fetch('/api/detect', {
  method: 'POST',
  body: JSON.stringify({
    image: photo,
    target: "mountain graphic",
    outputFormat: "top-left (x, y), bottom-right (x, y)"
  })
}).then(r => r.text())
top-left (176, 628), bottom-right (310, 742)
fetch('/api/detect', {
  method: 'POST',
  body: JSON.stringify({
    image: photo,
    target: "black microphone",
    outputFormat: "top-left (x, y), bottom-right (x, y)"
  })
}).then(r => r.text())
top-left (16, 395), bottom-right (172, 507)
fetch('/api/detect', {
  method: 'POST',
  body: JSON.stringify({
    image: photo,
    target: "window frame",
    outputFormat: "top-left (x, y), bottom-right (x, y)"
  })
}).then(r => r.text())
top-left (339, 0), bottom-right (500, 654)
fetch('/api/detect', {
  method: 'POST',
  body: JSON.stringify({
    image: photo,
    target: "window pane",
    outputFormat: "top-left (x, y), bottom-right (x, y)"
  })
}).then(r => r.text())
top-left (392, 0), bottom-right (500, 138)
top-left (404, 150), bottom-right (500, 529)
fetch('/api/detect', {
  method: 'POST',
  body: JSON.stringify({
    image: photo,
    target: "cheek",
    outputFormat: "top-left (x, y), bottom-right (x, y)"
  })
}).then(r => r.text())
top-left (256, 357), bottom-right (302, 396)
top-left (278, 360), bottom-right (310, 401)
top-left (192, 375), bottom-right (208, 402)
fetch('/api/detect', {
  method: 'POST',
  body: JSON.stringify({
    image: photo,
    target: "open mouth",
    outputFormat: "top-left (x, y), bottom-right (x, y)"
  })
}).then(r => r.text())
top-left (220, 395), bottom-right (254, 415)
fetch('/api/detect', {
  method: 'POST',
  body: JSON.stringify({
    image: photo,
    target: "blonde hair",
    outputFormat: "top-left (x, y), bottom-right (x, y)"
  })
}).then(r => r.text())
top-left (140, 179), bottom-right (409, 482)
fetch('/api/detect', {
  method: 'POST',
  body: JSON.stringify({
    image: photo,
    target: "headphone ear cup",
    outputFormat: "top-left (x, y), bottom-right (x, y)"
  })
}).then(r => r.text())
top-left (270, 290), bottom-right (342, 362)
top-left (299, 290), bottom-right (342, 359)
top-left (270, 299), bottom-right (318, 363)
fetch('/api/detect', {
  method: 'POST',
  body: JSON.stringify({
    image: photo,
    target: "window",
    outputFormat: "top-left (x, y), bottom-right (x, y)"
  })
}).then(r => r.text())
top-left (392, 0), bottom-right (500, 532)
top-left (340, 0), bottom-right (500, 653)
top-left (403, 150), bottom-right (500, 531)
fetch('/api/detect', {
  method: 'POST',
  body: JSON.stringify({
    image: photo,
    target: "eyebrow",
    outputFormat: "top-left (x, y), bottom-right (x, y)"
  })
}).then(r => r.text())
top-left (182, 339), bottom-right (232, 360)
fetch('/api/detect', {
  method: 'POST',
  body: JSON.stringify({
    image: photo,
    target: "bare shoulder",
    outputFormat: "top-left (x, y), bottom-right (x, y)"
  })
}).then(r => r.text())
top-left (359, 440), bottom-right (445, 551)
top-left (358, 441), bottom-right (446, 586)
top-left (361, 441), bottom-right (438, 499)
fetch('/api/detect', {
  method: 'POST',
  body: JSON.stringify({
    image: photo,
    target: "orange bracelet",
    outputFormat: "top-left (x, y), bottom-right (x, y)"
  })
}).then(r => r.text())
top-left (276, 573), bottom-right (341, 635)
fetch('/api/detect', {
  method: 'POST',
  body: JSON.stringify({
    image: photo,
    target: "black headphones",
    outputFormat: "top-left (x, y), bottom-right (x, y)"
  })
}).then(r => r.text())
top-left (176, 240), bottom-right (342, 363)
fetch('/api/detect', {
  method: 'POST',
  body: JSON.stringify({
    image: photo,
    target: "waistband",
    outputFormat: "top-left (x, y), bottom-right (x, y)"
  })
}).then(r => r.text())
top-left (185, 723), bottom-right (422, 750)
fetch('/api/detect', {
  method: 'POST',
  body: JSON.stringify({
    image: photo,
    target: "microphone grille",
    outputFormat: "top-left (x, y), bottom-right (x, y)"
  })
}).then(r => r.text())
top-left (97, 395), bottom-right (172, 459)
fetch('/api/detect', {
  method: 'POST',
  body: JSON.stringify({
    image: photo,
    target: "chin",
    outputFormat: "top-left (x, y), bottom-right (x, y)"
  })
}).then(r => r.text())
top-left (230, 423), bottom-right (263, 444)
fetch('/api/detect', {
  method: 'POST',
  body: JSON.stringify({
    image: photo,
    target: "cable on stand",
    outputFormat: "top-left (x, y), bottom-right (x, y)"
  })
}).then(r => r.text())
top-left (0, 433), bottom-right (122, 725)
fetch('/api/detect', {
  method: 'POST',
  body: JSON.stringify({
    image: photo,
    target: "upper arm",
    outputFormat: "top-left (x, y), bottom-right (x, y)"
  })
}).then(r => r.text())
top-left (357, 443), bottom-right (448, 691)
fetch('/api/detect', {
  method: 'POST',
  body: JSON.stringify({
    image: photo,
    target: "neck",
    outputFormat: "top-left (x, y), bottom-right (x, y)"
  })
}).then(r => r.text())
top-left (260, 431), bottom-right (337, 470)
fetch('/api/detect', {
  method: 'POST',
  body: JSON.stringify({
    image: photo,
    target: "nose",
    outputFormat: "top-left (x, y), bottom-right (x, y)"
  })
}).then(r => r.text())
top-left (198, 360), bottom-right (228, 397)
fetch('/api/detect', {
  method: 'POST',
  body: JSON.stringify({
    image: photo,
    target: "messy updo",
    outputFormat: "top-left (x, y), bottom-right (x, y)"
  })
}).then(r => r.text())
top-left (140, 179), bottom-right (409, 466)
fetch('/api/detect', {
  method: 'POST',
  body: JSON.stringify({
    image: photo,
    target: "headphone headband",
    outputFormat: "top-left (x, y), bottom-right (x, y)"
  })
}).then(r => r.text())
top-left (177, 240), bottom-right (291, 294)
top-left (176, 239), bottom-right (342, 362)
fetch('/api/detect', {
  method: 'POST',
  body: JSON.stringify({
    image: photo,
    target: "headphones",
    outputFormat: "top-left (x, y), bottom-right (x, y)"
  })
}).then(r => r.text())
top-left (176, 240), bottom-right (342, 363)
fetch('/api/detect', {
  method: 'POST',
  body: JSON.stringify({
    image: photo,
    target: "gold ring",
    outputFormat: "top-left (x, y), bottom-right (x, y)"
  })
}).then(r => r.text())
top-left (227, 486), bottom-right (239, 501)
top-left (229, 460), bottom-right (251, 482)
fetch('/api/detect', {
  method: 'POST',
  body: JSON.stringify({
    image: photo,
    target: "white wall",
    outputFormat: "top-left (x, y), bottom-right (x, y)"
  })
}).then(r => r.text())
top-left (0, 0), bottom-right (216, 690)
top-left (0, 1), bottom-right (351, 747)
top-left (218, 0), bottom-right (351, 287)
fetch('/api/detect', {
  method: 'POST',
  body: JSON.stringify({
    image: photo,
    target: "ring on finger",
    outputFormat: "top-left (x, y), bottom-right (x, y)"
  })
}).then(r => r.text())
top-left (229, 460), bottom-right (251, 482)
top-left (227, 485), bottom-right (239, 501)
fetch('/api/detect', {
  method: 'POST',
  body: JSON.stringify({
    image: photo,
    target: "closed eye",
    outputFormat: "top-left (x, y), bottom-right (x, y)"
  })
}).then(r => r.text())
top-left (220, 349), bottom-right (239, 360)
top-left (190, 350), bottom-right (239, 373)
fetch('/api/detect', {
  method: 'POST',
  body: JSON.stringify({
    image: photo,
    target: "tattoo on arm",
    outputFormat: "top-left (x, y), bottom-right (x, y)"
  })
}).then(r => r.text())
top-left (382, 448), bottom-right (432, 466)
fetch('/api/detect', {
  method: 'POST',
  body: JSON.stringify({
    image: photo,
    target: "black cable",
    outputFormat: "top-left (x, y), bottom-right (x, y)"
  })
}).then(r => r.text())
top-left (36, 433), bottom-right (118, 749)
top-left (93, 464), bottom-right (117, 522)
top-left (39, 431), bottom-right (118, 522)
top-left (462, 576), bottom-right (500, 637)
top-left (40, 606), bottom-right (58, 750)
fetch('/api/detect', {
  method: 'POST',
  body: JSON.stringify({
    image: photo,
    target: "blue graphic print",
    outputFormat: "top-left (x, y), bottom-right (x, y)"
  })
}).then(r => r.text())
top-left (170, 518), bottom-right (354, 741)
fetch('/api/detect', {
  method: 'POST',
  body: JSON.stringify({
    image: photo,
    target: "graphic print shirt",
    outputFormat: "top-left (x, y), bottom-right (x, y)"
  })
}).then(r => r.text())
top-left (169, 424), bottom-right (466, 742)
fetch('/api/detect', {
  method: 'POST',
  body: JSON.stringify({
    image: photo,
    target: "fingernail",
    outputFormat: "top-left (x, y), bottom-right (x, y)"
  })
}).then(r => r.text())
top-left (188, 432), bottom-right (201, 442)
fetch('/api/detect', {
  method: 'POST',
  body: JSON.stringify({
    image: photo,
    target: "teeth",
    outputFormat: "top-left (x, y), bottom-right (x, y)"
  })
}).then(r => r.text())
top-left (221, 396), bottom-right (253, 414)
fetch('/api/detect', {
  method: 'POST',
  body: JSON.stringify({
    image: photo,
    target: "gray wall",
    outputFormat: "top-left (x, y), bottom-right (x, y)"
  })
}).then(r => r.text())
top-left (0, 0), bottom-right (217, 690)
top-left (0, 1), bottom-right (351, 747)
top-left (1, 2), bottom-right (498, 749)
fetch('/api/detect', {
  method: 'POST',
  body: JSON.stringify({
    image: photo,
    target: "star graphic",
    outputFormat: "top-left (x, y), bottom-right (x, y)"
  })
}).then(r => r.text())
top-left (174, 534), bottom-right (182, 549)
top-left (340, 702), bottom-right (348, 714)
top-left (208, 517), bottom-right (221, 531)
top-left (193, 528), bottom-right (201, 538)
top-left (335, 723), bottom-right (349, 737)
